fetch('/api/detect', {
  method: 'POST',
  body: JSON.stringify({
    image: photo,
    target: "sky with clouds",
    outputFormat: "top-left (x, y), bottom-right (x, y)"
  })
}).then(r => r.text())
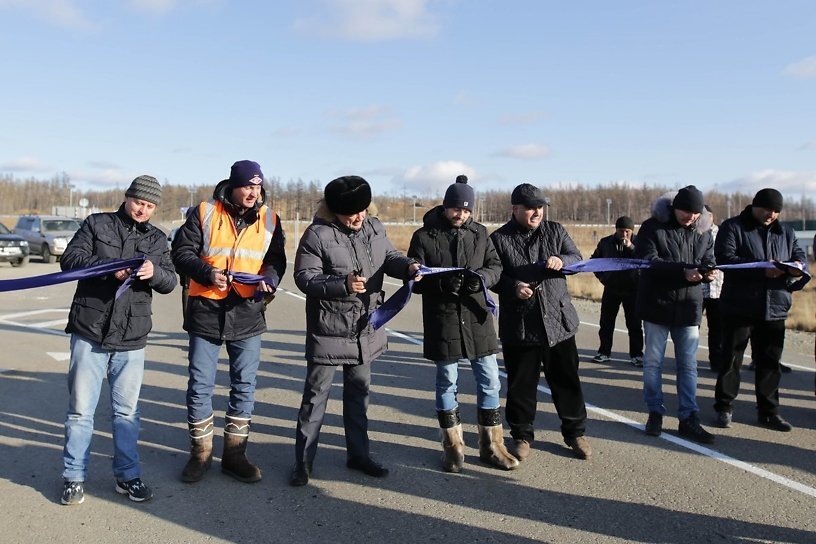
top-left (1, 0), bottom-right (814, 199)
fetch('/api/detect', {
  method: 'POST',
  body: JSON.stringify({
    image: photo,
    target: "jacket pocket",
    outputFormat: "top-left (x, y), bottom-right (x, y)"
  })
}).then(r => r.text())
top-left (124, 301), bottom-right (153, 342)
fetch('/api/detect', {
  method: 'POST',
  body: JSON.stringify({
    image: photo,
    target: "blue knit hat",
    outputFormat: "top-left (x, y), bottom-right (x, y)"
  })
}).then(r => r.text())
top-left (443, 175), bottom-right (475, 211)
top-left (229, 160), bottom-right (264, 188)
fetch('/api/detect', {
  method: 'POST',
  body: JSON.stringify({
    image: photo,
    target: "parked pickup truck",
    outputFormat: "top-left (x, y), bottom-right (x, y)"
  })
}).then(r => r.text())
top-left (13, 215), bottom-right (82, 263)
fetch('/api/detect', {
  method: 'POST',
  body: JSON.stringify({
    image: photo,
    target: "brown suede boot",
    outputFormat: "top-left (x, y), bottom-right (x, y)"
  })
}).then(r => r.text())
top-left (477, 408), bottom-right (519, 470)
top-left (437, 409), bottom-right (464, 473)
top-left (222, 415), bottom-right (262, 483)
top-left (181, 415), bottom-right (214, 483)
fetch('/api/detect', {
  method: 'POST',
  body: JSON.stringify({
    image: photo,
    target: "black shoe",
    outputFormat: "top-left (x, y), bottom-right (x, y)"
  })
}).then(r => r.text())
top-left (758, 414), bottom-right (793, 432)
top-left (644, 412), bottom-right (663, 436)
top-left (61, 480), bottom-right (85, 505)
top-left (115, 478), bottom-right (153, 502)
top-left (346, 456), bottom-right (389, 478)
top-left (715, 411), bottom-right (732, 428)
top-left (289, 461), bottom-right (311, 487)
top-left (678, 414), bottom-right (715, 444)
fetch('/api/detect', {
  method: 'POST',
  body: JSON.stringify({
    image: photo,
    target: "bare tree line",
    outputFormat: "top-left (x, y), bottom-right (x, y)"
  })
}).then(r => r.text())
top-left (2, 173), bottom-right (813, 227)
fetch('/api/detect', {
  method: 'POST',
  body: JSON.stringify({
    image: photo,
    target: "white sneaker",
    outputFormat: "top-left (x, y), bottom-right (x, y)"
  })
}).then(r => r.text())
top-left (591, 353), bottom-right (610, 363)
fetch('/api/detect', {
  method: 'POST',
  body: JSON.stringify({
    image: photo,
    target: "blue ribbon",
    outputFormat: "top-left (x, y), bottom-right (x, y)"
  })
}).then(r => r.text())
top-left (370, 265), bottom-right (497, 330)
top-left (228, 271), bottom-right (279, 301)
top-left (0, 256), bottom-right (147, 299)
top-left (371, 258), bottom-right (811, 330)
top-left (562, 257), bottom-right (810, 291)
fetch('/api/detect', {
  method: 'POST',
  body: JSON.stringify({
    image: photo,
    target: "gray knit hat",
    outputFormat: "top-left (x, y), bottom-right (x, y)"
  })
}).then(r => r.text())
top-left (125, 175), bottom-right (162, 206)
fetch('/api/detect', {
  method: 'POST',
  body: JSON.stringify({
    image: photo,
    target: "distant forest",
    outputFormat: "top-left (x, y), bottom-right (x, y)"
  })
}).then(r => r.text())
top-left (2, 172), bottom-right (813, 227)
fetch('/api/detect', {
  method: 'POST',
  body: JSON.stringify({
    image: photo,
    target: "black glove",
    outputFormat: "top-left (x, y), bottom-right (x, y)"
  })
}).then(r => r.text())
top-left (464, 275), bottom-right (482, 293)
top-left (439, 273), bottom-right (463, 295)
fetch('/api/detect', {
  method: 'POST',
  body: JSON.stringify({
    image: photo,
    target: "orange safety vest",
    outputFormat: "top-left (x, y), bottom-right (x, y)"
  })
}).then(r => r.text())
top-left (188, 200), bottom-right (278, 300)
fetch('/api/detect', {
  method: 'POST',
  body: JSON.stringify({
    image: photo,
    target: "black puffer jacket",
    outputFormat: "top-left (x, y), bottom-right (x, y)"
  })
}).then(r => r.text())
top-left (716, 206), bottom-right (806, 321)
top-left (407, 206), bottom-right (501, 361)
top-left (295, 203), bottom-right (416, 366)
top-left (171, 179), bottom-right (287, 341)
top-left (590, 233), bottom-right (639, 294)
top-left (62, 206), bottom-right (177, 350)
top-left (635, 193), bottom-right (714, 327)
top-left (490, 218), bottom-right (582, 347)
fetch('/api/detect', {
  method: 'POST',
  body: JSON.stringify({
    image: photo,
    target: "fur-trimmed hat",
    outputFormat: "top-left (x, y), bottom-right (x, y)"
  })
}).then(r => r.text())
top-left (672, 185), bottom-right (704, 213)
top-left (443, 175), bottom-right (475, 211)
top-left (752, 188), bottom-right (783, 212)
top-left (324, 175), bottom-right (372, 215)
top-left (229, 160), bottom-right (264, 188)
top-left (125, 175), bottom-right (162, 206)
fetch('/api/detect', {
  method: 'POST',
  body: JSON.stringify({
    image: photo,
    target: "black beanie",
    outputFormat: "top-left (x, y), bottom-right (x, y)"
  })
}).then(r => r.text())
top-left (615, 215), bottom-right (635, 230)
top-left (672, 185), bottom-right (705, 213)
top-left (229, 160), bottom-right (264, 188)
top-left (443, 175), bottom-right (475, 211)
top-left (324, 175), bottom-right (372, 215)
top-left (752, 188), bottom-right (784, 212)
top-left (125, 175), bottom-right (162, 206)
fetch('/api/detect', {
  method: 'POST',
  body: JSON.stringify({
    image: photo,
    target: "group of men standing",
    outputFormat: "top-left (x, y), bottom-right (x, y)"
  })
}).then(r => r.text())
top-left (590, 186), bottom-right (805, 443)
top-left (55, 163), bottom-right (806, 504)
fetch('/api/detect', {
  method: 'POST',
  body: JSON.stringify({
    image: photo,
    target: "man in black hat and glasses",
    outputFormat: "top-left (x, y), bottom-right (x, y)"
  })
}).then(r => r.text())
top-left (713, 188), bottom-right (805, 432)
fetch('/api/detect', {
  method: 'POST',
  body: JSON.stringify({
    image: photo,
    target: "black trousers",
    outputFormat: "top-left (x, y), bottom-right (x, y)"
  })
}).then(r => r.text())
top-left (294, 361), bottom-right (371, 465)
top-left (502, 337), bottom-right (587, 441)
top-left (703, 297), bottom-right (723, 369)
top-left (597, 288), bottom-right (643, 357)
top-left (714, 318), bottom-right (785, 417)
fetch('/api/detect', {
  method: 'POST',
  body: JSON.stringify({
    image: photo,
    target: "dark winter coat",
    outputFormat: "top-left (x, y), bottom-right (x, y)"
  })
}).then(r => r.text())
top-left (62, 206), bottom-right (177, 350)
top-left (294, 202), bottom-right (416, 366)
top-left (715, 206), bottom-right (806, 321)
top-left (171, 179), bottom-right (287, 341)
top-left (590, 233), bottom-right (639, 294)
top-left (407, 206), bottom-right (501, 361)
top-left (490, 218), bottom-right (582, 347)
top-left (635, 194), bottom-right (714, 327)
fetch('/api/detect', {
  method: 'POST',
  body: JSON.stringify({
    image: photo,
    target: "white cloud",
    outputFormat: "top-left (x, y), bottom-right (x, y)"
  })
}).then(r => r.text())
top-left (294, 0), bottom-right (440, 41)
top-left (497, 111), bottom-right (547, 126)
top-left (783, 56), bottom-right (816, 78)
top-left (452, 91), bottom-right (479, 107)
top-left (328, 105), bottom-right (402, 139)
top-left (798, 140), bottom-right (816, 151)
top-left (0, 0), bottom-right (95, 29)
top-left (720, 169), bottom-right (816, 195)
top-left (0, 156), bottom-right (52, 172)
top-left (70, 168), bottom-right (132, 188)
top-left (493, 144), bottom-right (551, 160)
top-left (391, 160), bottom-right (475, 194)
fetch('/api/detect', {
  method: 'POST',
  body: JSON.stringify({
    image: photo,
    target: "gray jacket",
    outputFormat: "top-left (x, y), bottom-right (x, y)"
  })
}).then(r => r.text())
top-left (294, 203), bottom-right (415, 365)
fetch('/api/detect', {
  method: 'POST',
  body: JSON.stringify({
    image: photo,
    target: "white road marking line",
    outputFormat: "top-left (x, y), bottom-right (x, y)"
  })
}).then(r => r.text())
top-left (27, 319), bottom-right (69, 328)
top-left (0, 308), bottom-right (69, 320)
top-left (47, 352), bottom-right (71, 361)
top-left (385, 326), bottom-right (816, 499)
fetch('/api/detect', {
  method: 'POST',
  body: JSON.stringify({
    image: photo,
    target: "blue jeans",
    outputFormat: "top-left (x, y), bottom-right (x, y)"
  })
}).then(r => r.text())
top-left (186, 333), bottom-right (261, 422)
top-left (63, 334), bottom-right (144, 482)
top-left (435, 354), bottom-right (501, 412)
top-left (642, 321), bottom-right (700, 420)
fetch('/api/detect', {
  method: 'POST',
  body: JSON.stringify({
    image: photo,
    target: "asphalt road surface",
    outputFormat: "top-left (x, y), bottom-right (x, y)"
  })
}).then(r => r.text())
top-left (0, 261), bottom-right (814, 544)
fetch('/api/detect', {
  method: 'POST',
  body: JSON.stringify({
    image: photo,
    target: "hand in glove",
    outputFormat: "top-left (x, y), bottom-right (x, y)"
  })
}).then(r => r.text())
top-left (464, 275), bottom-right (482, 293)
top-left (439, 273), bottom-right (464, 295)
